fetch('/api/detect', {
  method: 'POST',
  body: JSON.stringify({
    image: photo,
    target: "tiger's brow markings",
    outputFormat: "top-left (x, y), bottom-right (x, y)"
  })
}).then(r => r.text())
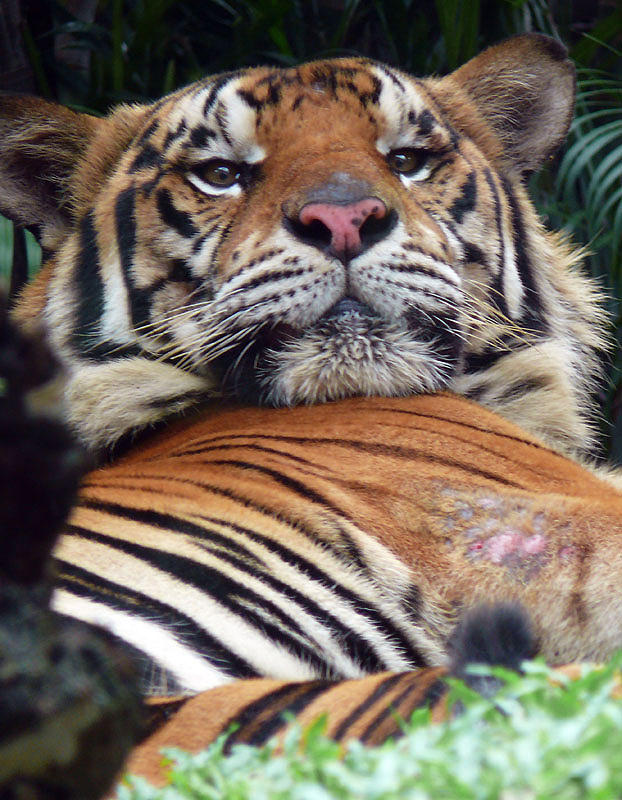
top-left (189, 124), bottom-right (217, 148)
top-left (128, 144), bottom-right (163, 173)
top-left (375, 64), bottom-right (407, 93)
top-left (214, 104), bottom-right (234, 147)
top-left (135, 119), bottom-right (160, 146)
top-left (162, 119), bottom-right (187, 150)
top-left (417, 109), bottom-right (436, 137)
top-left (411, 78), bottom-right (461, 148)
top-left (202, 72), bottom-right (242, 116)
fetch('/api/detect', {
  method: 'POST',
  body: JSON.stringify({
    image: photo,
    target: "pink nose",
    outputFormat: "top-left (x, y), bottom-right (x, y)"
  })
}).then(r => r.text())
top-left (298, 197), bottom-right (387, 260)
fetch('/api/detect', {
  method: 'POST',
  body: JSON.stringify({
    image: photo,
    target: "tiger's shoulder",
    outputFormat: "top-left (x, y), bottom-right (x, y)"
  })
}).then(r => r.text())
top-left (0, 34), bottom-right (608, 461)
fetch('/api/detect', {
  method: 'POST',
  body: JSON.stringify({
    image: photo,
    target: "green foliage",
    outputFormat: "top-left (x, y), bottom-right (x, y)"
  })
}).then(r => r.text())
top-left (115, 658), bottom-right (622, 799)
top-left (0, 217), bottom-right (13, 291)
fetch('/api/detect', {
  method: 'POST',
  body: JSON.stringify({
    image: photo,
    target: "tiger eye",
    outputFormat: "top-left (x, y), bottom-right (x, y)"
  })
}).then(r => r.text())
top-left (388, 148), bottom-right (427, 175)
top-left (196, 160), bottom-right (241, 187)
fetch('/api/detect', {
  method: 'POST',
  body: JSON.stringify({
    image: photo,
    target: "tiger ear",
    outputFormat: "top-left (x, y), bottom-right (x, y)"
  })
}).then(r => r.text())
top-left (0, 95), bottom-right (146, 249)
top-left (440, 33), bottom-right (575, 176)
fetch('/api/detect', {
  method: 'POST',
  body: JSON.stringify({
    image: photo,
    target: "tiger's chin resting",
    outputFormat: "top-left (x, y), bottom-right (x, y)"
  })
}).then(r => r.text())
top-left (220, 298), bottom-right (460, 405)
top-left (1, 33), bottom-right (608, 459)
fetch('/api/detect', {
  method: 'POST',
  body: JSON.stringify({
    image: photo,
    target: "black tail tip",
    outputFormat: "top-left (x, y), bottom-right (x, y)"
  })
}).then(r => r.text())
top-left (450, 603), bottom-right (537, 686)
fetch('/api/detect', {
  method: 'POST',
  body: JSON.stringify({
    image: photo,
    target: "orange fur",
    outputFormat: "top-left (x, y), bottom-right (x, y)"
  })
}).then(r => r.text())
top-left (74, 392), bottom-right (622, 792)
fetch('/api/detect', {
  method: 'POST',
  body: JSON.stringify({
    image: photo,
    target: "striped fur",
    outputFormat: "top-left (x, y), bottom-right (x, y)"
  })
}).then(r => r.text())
top-left (125, 604), bottom-right (534, 789)
top-left (1, 34), bottom-right (607, 459)
top-left (2, 34), bottom-right (620, 792)
top-left (52, 392), bottom-right (622, 704)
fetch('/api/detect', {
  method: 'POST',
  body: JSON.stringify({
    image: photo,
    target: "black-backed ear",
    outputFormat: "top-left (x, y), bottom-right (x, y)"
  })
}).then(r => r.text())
top-left (440, 34), bottom-right (575, 176)
top-left (0, 94), bottom-right (103, 248)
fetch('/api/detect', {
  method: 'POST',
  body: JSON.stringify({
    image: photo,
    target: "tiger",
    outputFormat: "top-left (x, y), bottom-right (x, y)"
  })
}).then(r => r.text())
top-left (61, 391), bottom-right (622, 793)
top-left (2, 31), bottom-right (622, 795)
top-left (0, 33), bottom-right (608, 462)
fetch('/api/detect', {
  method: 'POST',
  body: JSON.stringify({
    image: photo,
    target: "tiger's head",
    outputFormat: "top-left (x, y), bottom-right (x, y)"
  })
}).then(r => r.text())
top-left (0, 34), bottom-right (607, 455)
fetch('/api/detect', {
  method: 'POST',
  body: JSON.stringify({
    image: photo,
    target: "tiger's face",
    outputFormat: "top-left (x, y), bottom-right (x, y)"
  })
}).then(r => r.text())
top-left (2, 34), bottom-right (606, 454)
top-left (109, 60), bottom-right (473, 405)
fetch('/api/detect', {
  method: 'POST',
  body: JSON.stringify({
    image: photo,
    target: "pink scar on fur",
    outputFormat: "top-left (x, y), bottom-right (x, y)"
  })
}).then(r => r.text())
top-left (469, 531), bottom-right (547, 565)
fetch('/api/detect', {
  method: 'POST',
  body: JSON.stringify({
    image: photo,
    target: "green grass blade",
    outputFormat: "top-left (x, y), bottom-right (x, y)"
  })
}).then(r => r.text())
top-left (558, 120), bottom-right (622, 201)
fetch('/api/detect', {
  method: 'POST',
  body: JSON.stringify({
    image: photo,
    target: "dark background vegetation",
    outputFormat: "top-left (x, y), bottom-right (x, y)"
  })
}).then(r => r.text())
top-left (1, 0), bottom-right (621, 458)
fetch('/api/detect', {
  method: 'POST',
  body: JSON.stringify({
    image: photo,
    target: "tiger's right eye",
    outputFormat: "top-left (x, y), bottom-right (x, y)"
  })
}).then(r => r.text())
top-left (193, 160), bottom-right (241, 188)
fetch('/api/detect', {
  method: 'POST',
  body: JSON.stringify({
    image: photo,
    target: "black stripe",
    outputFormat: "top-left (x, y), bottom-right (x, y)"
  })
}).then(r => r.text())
top-left (483, 167), bottom-right (509, 318)
top-left (156, 187), bottom-right (198, 239)
top-left (417, 109), bottom-right (435, 137)
top-left (333, 673), bottom-right (406, 739)
top-left (374, 64), bottom-right (406, 93)
top-left (135, 119), bottom-right (159, 146)
top-left (497, 376), bottom-right (549, 403)
top-left (80, 342), bottom-right (142, 362)
top-left (219, 265), bottom-right (309, 295)
top-left (223, 681), bottom-right (331, 750)
top-left (128, 144), bottom-right (163, 172)
top-left (163, 119), bottom-right (187, 150)
top-left (74, 497), bottom-right (426, 667)
top-left (501, 176), bottom-right (545, 329)
top-left (190, 124), bottom-right (217, 148)
top-left (207, 218), bottom-right (235, 270)
top-left (56, 560), bottom-right (257, 679)
top-left (214, 105), bottom-right (233, 146)
top-left (193, 436), bottom-right (525, 487)
top-left (64, 525), bottom-right (341, 676)
top-left (196, 538), bottom-right (390, 673)
top-left (72, 212), bottom-right (105, 354)
top-left (208, 459), bottom-right (350, 517)
top-left (212, 518), bottom-right (426, 666)
top-left (359, 676), bottom-right (446, 743)
top-left (203, 72), bottom-right (241, 117)
top-left (369, 405), bottom-right (546, 448)
top-left (115, 187), bottom-right (152, 329)
top-left (449, 171), bottom-right (477, 223)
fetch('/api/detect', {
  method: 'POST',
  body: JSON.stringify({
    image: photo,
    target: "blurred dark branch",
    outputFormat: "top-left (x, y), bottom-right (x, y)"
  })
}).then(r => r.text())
top-left (0, 0), bottom-right (35, 92)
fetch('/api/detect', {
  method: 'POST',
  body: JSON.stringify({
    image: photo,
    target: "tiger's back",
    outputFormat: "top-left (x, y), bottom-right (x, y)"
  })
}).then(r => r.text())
top-left (55, 393), bottom-right (622, 698)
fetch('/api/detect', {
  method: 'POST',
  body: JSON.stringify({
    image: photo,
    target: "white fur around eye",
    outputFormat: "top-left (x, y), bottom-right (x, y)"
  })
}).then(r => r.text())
top-left (187, 172), bottom-right (242, 197)
top-left (398, 162), bottom-right (433, 185)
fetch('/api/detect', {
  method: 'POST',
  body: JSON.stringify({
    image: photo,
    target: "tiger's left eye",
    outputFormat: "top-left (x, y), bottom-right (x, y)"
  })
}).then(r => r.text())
top-left (387, 148), bottom-right (428, 175)
top-left (194, 160), bottom-right (241, 188)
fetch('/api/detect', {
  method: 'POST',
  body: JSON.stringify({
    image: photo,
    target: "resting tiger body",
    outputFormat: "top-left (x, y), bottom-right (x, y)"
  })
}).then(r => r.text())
top-left (1, 32), bottom-right (621, 793)
top-left (63, 393), bottom-right (622, 791)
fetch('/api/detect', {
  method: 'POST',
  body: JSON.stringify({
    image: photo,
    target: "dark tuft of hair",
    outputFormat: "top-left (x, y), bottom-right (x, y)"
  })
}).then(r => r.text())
top-left (449, 603), bottom-right (537, 696)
